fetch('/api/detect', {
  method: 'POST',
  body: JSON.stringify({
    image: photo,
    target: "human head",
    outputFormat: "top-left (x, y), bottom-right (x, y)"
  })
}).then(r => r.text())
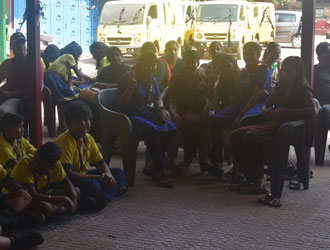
top-left (10, 32), bottom-right (27, 58)
top-left (262, 42), bottom-right (281, 64)
top-left (107, 46), bottom-right (123, 66)
top-left (316, 42), bottom-right (330, 65)
top-left (35, 142), bottom-right (62, 174)
top-left (60, 41), bottom-right (82, 63)
top-left (214, 54), bottom-right (239, 76)
top-left (164, 40), bottom-right (180, 62)
top-left (42, 44), bottom-right (60, 67)
top-left (136, 51), bottom-right (157, 79)
top-left (243, 42), bottom-right (262, 67)
top-left (279, 56), bottom-right (306, 88)
top-left (65, 100), bottom-right (93, 137)
top-left (210, 41), bottom-right (222, 61)
top-left (140, 41), bottom-right (157, 55)
top-left (89, 42), bottom-right (108, 67)
top-left (0, 113), bottom-right (24, 139)
top-left (182, 50), bottom-right (199, 75)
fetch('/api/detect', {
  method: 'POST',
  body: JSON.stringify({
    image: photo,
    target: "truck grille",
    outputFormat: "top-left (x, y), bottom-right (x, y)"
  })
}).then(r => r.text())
top-left (204, 33), bottom-right (227, 40)
top-left (107, 37), bottom-right (132, 45)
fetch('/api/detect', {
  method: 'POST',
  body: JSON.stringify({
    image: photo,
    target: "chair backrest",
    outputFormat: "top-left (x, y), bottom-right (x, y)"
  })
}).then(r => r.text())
top-left (97, 88), bottom-right (118, 110)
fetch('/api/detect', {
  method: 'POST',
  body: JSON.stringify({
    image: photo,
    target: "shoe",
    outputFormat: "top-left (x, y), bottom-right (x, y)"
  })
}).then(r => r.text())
top-left (93, 195), bottom-right (108, 211)
top-left (207, 163), bottom-right (224, 179)
top-left (6, 231), bottom-right (44, 249)
top-left (78, 196), bottom-right (97, 212)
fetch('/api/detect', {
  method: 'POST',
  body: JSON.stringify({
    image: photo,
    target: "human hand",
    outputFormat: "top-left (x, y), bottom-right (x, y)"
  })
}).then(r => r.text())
top-left (172, 112), bottom-right (181, 125)
top-left (61, 196), bottom-right (76, 213)
top-left (157, 108), bottom-right (169, 121)
top-left (127, 71), bottom-right (137, 90)
top-left (102, 173), bottom-right (117, 189)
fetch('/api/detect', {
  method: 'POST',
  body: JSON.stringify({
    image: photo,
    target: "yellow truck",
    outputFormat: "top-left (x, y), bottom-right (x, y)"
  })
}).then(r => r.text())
top-left (97, 0), bottom-right (192, 55)
top-left (252, 2), bottom-right (276, 45)
top-left (192, 0), bottom-right (255, 59)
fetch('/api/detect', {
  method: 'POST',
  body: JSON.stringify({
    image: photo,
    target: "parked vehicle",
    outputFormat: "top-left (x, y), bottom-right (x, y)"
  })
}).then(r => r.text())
top-left (192, 0), bottom-right (255, 59)
top-left (252, 2), bottom-right (276, 45)
top-left (275, 10), bottom-right (302, 48)
top-left (97, 0), bottom-right (189, 55)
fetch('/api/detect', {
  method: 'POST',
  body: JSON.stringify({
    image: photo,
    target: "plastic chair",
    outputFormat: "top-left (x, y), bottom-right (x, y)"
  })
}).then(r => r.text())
top-left (96, 88), bottom-right (139, 186)
top-left (314, 101), bottom-right (329, 166)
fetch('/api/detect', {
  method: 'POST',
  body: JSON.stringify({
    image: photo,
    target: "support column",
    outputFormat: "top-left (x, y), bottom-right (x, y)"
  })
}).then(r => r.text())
top-left (0, 0), bottom-right (6, 61)
top-left (26, 0), bottom-right (42, 147)
top-left (301, 0), bottom-right (316, 88)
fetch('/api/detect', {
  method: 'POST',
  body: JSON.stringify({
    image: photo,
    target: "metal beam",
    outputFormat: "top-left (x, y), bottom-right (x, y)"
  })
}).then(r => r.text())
top-left (301, 0), bottom-right (316, 88)
top-left (26, 0), bottom-right (42, 147)
top-left (0, 0), bottom-right (6, 62)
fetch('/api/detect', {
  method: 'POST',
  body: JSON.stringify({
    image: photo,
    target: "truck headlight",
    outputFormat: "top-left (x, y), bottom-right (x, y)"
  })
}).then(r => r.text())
top-left (196, 33), bottom-right (203, 39)
top-left (134, 37), bottom-right (141, 44)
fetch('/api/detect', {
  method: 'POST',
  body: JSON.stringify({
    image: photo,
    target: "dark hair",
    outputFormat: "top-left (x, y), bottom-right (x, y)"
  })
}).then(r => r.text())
top-left (262, 42), bottom-right (281, 60)
top-left (165, 40), bottom-right (179, 50)
top-left (182, 49), bottom-right (200, 62)
top-left (316, 42), bottom-right (330, 57)
top-left (135, 51), bottom-right (157, 77)
top-left (90, 42), bottom-right (108, 69)
top-left (42, 44), bottom-right (60, 69)
top-left (278, 56), bottom-right (309, 92)
top-left (243, 42), bottom-right (262, 55)
top-left (0, 113), bottom-right (24, 133)
top-left (64, 100), bottom-right (93, 126)
top-left (37, 142), bottom-right (62, 164)
top-left (214, 54), bottom-right (240, 104)
top-left (140, 41), bottom-right (157, 55)
top-left (60, 41), bottom-right (82, 63)
top-left (106, 46), bottom-right (122, 62)
top-left (210, 41), bottom-right (222, 50)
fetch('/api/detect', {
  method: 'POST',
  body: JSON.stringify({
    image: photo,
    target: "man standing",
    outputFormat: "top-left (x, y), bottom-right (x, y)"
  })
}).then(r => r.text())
top-left (314, 42), bottom-right (330, 165)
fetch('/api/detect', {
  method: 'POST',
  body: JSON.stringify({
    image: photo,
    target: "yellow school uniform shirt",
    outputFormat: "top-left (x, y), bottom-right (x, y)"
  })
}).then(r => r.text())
top-left (8, 154), bottom-right (67, 194)
top-left (48, 54), bottom-right (76, 81)
top-left (0, 135), bottom-right (37, 172)
top-left (41, 58), bottom-right (46, 72)
top-left (0, 165), bottom-right (9, 185)
top-left (54, 130), bottom-right (104, 174)
top-left (97, 56), bottom-right (110, 75)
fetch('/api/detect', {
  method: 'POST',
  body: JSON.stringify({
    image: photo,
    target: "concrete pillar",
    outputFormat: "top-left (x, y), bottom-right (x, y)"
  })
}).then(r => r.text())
top-left (301, 0), bottom-right (316, 88)
top-left (26, 0), bottom-right (42, 147)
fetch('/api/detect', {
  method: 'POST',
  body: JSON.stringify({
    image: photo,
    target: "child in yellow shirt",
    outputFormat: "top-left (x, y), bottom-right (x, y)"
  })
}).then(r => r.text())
top-left (9, 142), bottom-right (78, 219)
top-left (55, 101), bottom-right (127, 208)
top-left (0, 113), bottom-right (36, 172)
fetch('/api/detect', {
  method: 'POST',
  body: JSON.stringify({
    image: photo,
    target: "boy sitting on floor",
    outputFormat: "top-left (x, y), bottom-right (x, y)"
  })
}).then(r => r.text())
top-left (5, 142), bottom-right (78, 220)
top-left (0, 113), bottom-right (36, 172)
top-left (55, 100), bottom-right (126, 209)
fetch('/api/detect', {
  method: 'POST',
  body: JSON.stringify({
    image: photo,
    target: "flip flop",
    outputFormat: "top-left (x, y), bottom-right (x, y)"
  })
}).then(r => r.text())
top-left (258, 194), bottom-right (282, 208)
top-left (288, 177), bottom-right (301, 190)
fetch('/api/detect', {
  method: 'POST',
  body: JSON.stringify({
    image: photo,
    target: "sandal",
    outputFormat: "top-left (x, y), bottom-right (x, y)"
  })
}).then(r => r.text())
top-left (288, 177), bottom-right (301, 190)
top-left (258, 194), bottom-right (282, 208)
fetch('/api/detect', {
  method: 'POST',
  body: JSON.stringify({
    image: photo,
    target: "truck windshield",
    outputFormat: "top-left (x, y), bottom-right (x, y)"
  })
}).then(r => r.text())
top-left (100, 4), bottom-right (146, 25)
top-left (197, 4), bottom-right (238, 22)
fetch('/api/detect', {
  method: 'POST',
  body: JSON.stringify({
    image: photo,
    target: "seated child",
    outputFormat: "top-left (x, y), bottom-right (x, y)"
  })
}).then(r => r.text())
top-left (54, 101), bottom-right (127, 205)
top-left (0, 113), bottom-right (36, 171)
top-left (6, 142), bottom-right (78, 219)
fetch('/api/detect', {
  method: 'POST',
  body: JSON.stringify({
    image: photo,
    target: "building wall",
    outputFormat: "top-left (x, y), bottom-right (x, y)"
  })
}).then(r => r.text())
top-left (13, 0), bottom-right (109, 52)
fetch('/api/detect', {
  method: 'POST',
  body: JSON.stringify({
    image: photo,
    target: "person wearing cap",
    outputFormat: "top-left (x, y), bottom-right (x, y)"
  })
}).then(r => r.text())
top-left (0, 32), bottom-right (43, 118)
top-left (314, 42), bottom-right (330, 165)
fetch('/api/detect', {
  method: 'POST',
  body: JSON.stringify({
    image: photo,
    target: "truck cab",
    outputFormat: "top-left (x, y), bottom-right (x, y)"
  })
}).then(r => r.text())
top-left (98, 0), bottom-right (185, 55)
top-left (193, 0), bottom-right (254, 59)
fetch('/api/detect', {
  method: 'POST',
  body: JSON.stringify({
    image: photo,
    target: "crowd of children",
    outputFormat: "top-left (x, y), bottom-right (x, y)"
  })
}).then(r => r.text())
top-left (0, 30), bottom-right (323, 248)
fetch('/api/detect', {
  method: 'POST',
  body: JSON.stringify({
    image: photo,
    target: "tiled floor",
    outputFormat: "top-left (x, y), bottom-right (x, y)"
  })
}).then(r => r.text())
top-left (38, 131), bottom-right (330, 250)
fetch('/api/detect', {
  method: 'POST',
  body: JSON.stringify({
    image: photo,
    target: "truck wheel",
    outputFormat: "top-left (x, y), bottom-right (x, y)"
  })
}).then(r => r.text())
top-left (291, 34), bottom-right (301, 48)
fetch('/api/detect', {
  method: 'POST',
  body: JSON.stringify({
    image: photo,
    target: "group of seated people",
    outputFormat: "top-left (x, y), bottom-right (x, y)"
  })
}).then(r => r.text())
top-left (0, 31), bottom-right (326, 240)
